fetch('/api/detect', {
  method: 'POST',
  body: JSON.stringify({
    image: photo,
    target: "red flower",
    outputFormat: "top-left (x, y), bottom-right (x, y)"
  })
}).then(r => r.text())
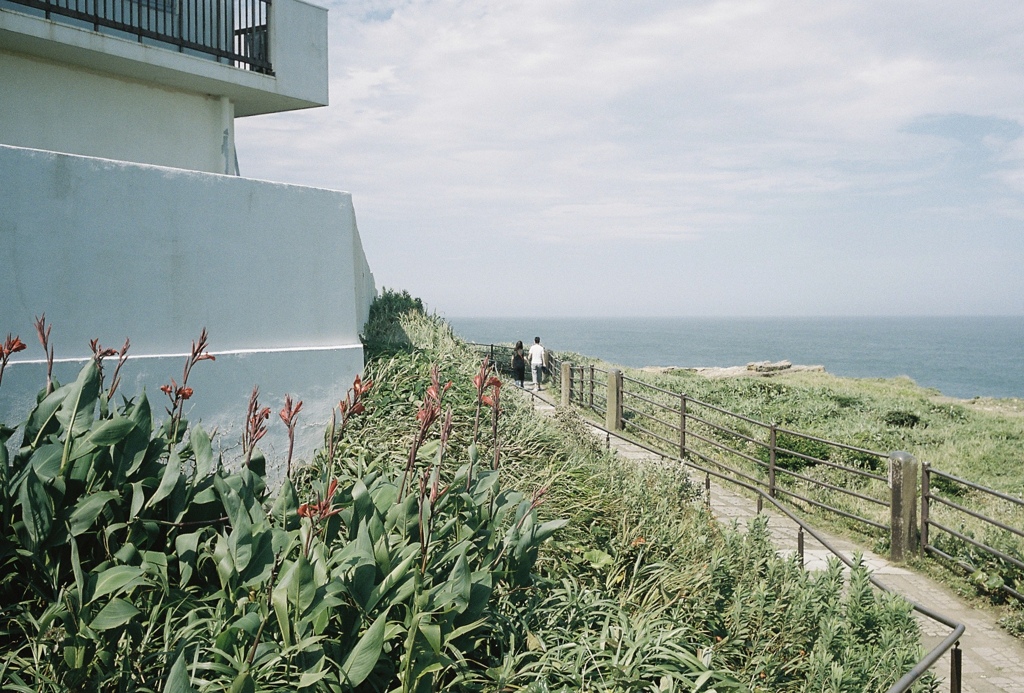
top-left (279, 395), bottom-right (303, 427)
top-left (353, 375), bottom-right (373, 397)
top-left (298, 479), bottom-right (341, 521)
top-left (2, 334), bottom-right (27, 357)
top-left (177, 387), bottom-right (194, 400)
top-left (160, 384), bottom-right (173, 395)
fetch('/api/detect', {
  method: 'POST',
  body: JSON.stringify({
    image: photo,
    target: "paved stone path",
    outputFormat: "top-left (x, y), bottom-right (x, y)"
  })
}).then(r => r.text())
top-left (524, 389), bottom-right (1024, 692)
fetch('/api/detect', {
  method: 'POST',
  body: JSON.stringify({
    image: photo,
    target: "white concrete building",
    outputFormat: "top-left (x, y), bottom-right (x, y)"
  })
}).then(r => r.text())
top-left (0, 0), bottom-right (375, 474)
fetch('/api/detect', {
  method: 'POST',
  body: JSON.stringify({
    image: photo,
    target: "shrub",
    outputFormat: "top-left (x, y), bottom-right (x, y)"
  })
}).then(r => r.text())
top-left (361, 288), bottom-right (426, 358)
top-left (884, 410), bottom-right (921, 428)
top-left (757, 432), bottom-right (832, 472)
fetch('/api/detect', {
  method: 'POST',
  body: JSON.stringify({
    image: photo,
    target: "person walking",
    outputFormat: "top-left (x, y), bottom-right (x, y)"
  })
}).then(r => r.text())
top-left (511, 340), bottom-right (527, 387)
top-left (528, 336), bottom-right (545, 391)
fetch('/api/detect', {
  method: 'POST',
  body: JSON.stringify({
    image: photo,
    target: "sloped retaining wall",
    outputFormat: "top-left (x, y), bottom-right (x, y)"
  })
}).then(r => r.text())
top-left (0, 144), bottom-right (375, 478)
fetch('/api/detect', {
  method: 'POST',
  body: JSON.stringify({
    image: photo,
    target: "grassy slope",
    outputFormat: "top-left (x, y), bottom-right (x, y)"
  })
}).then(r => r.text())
top-left (554, 350), bottom-right (1024, 634)
top-left (635, 364), bottom-right (1023, 493)
top-left (359, 306), bottom-right (935, 691)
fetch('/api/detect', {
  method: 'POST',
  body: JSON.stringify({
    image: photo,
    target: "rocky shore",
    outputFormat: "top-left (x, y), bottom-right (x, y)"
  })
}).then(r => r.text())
top-left (642, 360), bottom-right (826, 379)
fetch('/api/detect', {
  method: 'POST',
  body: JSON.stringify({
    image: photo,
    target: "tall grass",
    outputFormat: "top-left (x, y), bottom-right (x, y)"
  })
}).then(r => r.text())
top-left (386, 311), bottom-right (934, 691)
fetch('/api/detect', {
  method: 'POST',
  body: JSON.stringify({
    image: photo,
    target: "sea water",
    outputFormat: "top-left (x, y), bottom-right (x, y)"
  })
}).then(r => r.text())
top-left (447, 316), bottom-right (1024, 400)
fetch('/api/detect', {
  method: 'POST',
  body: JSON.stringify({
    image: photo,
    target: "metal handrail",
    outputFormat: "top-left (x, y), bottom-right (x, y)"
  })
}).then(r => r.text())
top-left (474, 342), bottom-right (1024, 617)
top-left (5, 0), bottom-right (273, 72)
top-left (473, 344), bottom-right (965, 691)
top-left (922, 464), bottom-right (1024, 604)
top-left (582, 417), bottom-right (964, 693)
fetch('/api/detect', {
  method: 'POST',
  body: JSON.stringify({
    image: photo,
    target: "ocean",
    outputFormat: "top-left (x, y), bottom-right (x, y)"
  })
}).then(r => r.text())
top-left (447, 316), bottom-right (1024, 401)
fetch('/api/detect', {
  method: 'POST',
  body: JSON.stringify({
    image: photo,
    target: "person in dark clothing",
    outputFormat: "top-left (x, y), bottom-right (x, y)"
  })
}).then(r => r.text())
top-left (511, 340), bottom-right (526, 387)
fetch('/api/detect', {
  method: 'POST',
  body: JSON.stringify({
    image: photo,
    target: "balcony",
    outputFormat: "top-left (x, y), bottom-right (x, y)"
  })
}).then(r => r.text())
top-left (2, 0), bottom-right (271, 73)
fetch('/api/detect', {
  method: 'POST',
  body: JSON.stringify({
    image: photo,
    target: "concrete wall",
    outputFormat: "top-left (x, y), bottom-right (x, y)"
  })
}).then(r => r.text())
top-left (0, 49), bottom-right (234, 173)
top-left (0, 144), bottom-right (376, 478)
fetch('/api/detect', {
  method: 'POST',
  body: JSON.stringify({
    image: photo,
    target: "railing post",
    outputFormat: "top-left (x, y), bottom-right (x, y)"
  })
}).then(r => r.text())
top-left (606, 368), bottom-right (623, 431)
top-left (920, 461), bottom-right (930, 556)
top-left (560, 363), bottom-right (572, 407)
top-left (889, 451), bottom-right (919, 562)
top-left (768, 425), bottom-right (777, 499)
top-left (588, 365), bottom-right (595, 409)
top-left (950, 642), bottom-right (961, 693)
top-left (679, 393), bottom-right (687, 458)
top-left (797, 526), bottom-right (804, 568)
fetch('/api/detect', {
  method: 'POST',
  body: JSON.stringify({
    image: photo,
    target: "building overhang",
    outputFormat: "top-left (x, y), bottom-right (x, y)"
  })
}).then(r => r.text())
top-left (0, 0), bottom-right (328, 117)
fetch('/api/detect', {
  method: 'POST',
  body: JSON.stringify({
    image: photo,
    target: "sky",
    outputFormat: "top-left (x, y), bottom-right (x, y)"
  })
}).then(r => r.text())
top-left (234, 0), bottom-right (1024, 318)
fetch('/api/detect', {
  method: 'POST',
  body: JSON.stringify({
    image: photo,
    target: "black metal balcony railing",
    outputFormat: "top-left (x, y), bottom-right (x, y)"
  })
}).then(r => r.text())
top-left (4, 0), bottom-right (272, 73)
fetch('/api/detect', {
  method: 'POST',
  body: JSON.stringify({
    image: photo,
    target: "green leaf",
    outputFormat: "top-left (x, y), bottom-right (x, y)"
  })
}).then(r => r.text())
top-left (23, 383), bottom-right (70, 449)
top-left (69, 491), bottom-right (119, 536)
top-left (419, 622), bottom-right (441, 655)
top-left (55, 361), bottom-right (100, 439)
top-left (228, 672), bottom-right (254, 693)
top-left (88, 416), bottom-right (136, 447)
top-left (297, 669), bottom-right (329, 688)
top-left (91, 565), bottom-right (148, 603)
top-left (583, 549), bottom-right (614, 570)
top-left (365, 552), bottom-right (416, 613)
top-left (338, 610), bottom-right (388, 687)
top-left (163, 652), bottom-right (196, 693)
top-left (191, 425), bottom-right (215, 479)
top-left (129, 481), bottom-right (145, 520)
top-left (70, 535), bottom-right (86, 606)
top-left (148, 448), bottom-right (181, 508)
top-left (175, 532), bottom-right (200, 587)
top-left (533, 518), bottom-right (569, 544)
top-left (91, 597), bottom-right (141, 630)
top-left (29, 443), bottom-right (63, 481)
top-left (435, 553), bottom-right (471, 612)
top-left (272, 561), bottom-right (295, 647)
top-left (240, 531), bottom-right (275, 587)
top-left (228, 501), bottom-right (254, 572)
top-left (19, 467), bottom-right (52, 548)
top-left (270, 479), bottom-right (300, 531)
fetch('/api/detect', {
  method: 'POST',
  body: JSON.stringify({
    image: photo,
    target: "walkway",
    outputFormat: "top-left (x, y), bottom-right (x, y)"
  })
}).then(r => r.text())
top-left (525, 390), bottom-right (1024, 692)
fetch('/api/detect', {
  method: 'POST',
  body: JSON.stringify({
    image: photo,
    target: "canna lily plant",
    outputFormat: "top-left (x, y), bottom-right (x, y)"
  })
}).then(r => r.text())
top-left (0, 321), bottom-right (564, 692)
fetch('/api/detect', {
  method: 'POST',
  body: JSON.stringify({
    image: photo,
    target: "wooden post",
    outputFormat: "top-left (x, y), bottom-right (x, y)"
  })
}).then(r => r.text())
top-left (606, 368), bottom-right (623, 431)
top-left (560, 362), bottom-right (572, 407)
top-left (588, 365), bottom-right (595, 409)
top-left (768, 425), bottom-right (777, 499)
top-left (889, 451), bottom-right (919, 562)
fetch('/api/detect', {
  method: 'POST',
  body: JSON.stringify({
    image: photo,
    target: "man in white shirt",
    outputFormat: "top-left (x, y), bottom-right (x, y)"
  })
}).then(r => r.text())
top-left (528, 336), bottom-right (545, 391)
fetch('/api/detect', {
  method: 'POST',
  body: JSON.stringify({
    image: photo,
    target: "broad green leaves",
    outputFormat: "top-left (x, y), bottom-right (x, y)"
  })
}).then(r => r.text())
top-left (0, 345), bottom-right (568, 691)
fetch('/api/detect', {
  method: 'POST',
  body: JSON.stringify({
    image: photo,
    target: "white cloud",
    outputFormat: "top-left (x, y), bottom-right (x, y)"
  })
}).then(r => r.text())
top-left (236, 0), bottom-right (1024, 316)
